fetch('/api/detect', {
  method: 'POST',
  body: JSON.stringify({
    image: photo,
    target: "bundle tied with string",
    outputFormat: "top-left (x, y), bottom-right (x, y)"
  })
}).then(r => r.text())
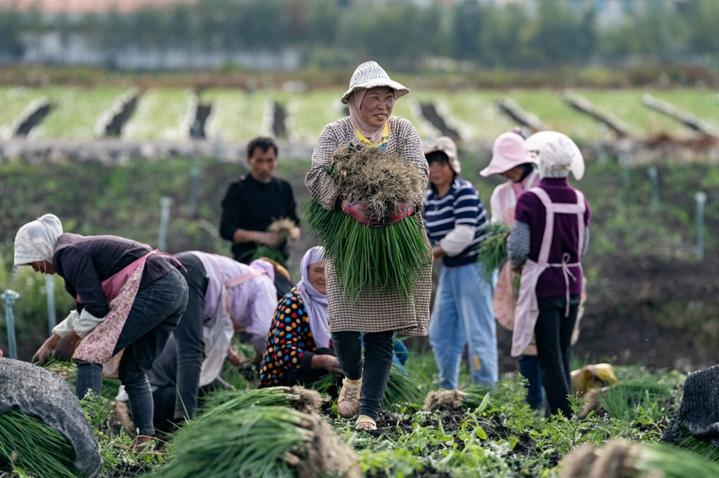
top-left (306, 144), bottom-right (430, 300)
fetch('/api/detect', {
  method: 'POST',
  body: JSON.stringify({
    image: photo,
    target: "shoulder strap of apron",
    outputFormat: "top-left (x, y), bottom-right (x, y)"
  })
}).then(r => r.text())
top-left (528, 187), bottom-right (555, 265)
top-left (575, 190), bottom-right (586, 255)
top-left (224, 268), bottom-right (264, 289)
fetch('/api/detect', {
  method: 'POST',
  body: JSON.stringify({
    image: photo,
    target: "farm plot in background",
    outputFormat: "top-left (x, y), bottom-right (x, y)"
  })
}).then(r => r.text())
top-left (0, 87), bottom-right (716, 145)
top-left (31, 86), bottom-right (126, 140)
top-left (578, 89), bottom-right (696, 139)
top-left (203, 88), bottom-right (275, 143)
top-left (442, 90), bottom-right (514, 142)
top-left (0, 87), bottom-right (46, 139)
top-left (505, 89), bottom-right (607, 141)
top-left (286, 89), bottom-right (343, 142)
top-left (123, 88), bottom-right (194, 141)
top-left (653, 89), bottom-right (719, 125)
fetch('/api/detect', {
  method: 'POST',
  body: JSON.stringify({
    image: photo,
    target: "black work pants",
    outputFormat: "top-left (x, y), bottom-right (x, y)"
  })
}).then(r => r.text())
top-left (332, 331), bottom-right (394, 420)
top-left (534, 295), bottom-right (579, 417)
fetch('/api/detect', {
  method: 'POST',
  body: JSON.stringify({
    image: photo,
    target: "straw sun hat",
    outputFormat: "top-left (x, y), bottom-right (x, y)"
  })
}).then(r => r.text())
top-left (340, 61), bottom-right (410, 104)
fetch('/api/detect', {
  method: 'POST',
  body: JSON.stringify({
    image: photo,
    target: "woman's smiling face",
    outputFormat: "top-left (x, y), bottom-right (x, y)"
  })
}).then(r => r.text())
top-left (360, 87), bottom-right (395, 129)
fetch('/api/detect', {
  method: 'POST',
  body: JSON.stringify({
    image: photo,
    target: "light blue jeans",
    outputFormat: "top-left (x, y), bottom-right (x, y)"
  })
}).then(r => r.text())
top-left (429, 261), bottom-right (497, 389)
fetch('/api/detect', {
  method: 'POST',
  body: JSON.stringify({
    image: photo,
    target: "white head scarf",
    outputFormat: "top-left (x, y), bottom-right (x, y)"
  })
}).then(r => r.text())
top-left (13, 214), bottom-right (64, 266)
top-left (297, 246), bottom-right (330, 349)
top-left (526, 131), bottom-right (584, 180)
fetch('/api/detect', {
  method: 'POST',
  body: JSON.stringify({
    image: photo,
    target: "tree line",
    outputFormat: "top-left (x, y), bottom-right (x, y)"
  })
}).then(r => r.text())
top-left (1, 0), bottom-right (718, 71)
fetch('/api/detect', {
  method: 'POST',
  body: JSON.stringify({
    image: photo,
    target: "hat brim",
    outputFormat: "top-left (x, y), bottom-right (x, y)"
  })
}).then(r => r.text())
top-left (479, 152), bottom-right (538, 177)
top-left (341, 79), bottom-right (410, 104)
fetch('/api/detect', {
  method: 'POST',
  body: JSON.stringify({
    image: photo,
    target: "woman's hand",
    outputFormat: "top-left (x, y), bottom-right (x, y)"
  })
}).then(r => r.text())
top-left (53, 332), bottom-right (82, 361)
top-left (226, 347), bottom-right (246, 367)
top-left (311, 354), bottom-right (343, 376)
top-left (258, 231), bottom-right (284, 248)
top-left (432, 246), bottom-right (445, 260)
top-left (32, 335), bottom-right (61, 365)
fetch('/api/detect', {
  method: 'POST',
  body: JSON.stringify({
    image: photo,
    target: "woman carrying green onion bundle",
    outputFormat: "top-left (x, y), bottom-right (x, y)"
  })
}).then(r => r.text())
top-left (305, 61), bottom-right (432, 431)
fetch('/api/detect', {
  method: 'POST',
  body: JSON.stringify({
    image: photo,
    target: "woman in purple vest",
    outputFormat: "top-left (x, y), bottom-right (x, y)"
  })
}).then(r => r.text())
top-left (507, 132), bottom-right (590, 417)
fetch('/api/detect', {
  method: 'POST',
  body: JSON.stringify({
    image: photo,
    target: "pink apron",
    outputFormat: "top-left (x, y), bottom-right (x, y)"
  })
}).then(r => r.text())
top-left (511, 188), bottom-right (585, 357)
top-left (73, 252), bottom-right (156, 365)
top-left (493, 175), bottom-right (539, 331)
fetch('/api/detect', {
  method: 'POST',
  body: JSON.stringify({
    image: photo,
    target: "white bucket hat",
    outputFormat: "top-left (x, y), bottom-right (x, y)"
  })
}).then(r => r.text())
top-left (424, 136), bottom-right (461, 174)
top-left (341, 61), bottom-right (410, 104)
top-left (526, 131), bottom-right (585, 180)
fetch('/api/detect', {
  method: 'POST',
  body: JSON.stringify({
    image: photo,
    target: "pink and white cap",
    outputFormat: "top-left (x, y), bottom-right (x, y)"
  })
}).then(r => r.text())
top-left (480, 131), bottom-right (535, 177)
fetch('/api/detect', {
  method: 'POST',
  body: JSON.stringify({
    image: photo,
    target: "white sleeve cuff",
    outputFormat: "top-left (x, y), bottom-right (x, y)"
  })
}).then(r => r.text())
top-left (439, 225), bottom-right (476, 257)
top-left (52, 310), bottom-right (79, 338)
top-left (74, 308), bottom-right (105, 337)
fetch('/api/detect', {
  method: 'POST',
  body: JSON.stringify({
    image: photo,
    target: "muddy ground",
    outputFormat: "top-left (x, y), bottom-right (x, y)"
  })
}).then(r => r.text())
top-left (493, 253), bottom-right (719, 374)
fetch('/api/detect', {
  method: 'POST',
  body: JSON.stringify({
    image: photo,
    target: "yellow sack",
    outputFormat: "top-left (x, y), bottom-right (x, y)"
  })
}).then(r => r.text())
top-left (571, 363), bottom-right (619, 396)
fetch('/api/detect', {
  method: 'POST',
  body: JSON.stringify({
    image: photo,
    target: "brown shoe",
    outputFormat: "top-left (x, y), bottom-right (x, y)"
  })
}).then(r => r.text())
top-left (132, 434), bottom-right (155, 452)
top-left (337, 377), bottom-right (361, 418)
top-left (355, 415), bottom-right (377, 431)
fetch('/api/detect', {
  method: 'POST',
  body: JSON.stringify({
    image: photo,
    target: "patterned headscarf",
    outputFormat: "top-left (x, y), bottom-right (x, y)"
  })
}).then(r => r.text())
top-left (297, 246), bottom-right (330, 348)
top-left (14, 214), bottom-right (64, 266)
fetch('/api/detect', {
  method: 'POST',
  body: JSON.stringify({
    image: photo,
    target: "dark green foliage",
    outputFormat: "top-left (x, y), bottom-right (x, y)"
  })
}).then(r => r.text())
top-left (250, 245), bottom-right (287, 265)
top-left (0, 411), bottom-right (78, 478)
top-left (306, 199), bottom-right (430, 299)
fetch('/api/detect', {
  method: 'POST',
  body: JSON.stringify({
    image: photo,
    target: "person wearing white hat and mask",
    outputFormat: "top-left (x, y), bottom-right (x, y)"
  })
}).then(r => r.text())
top-left (422, 136), bottom-right (497, 390)
top-left (305, 60), bottom-right (431, 431)
top-left (14, 214), bottom-right (188, 447)
top-left (507, 131), bottom-right (591, 417)
top-left (480, 129), bottom-right (544, 409)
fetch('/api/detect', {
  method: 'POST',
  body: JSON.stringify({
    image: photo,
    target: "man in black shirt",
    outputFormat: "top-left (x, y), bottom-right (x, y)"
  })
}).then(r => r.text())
top-left (220, 137), bottom-right (301, 264)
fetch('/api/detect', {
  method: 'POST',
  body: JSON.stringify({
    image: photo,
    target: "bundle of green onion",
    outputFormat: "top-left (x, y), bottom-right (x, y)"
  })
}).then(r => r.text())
top-left (477, 223), bottom-right (510, 279)
top-left (201, 386), bottom-right (323, 418)
top-left (422, 386), bottom-right (489, 412)
top-left (307, 374), bottom-right (340, 396)
top-left (597, 378), bottom-right (673, 420)
top-left (306, 144), bottom-right (430, 300)
top-left (638, 442), bottom-right (719, 478)
top-left (560, 438), bottom-right (719, 478)
top-left (154, 406), bottom-right (311, 478)
top-left (0, 410), bottom-right (78, 478)
top-left (43, 357), bottom-right (121, 401)
top-left (306, 200), bottom-right (430, 300)
top-left (383, 366), bottom-right (423, 410)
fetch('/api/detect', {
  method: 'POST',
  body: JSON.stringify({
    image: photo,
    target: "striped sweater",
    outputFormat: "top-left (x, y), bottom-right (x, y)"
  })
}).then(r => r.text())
top-left (422, 178), bottom-right (488, 267)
